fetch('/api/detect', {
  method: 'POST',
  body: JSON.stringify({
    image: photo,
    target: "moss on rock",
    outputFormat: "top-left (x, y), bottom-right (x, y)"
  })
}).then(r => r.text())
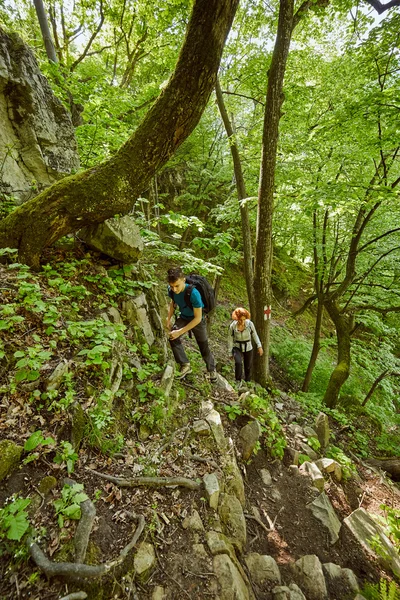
top-left (0, 440), bottom-right (22, 482)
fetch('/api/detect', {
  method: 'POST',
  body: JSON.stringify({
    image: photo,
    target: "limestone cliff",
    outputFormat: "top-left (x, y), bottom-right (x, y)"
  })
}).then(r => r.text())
top-left (0, 28), bottom-right (79, 202)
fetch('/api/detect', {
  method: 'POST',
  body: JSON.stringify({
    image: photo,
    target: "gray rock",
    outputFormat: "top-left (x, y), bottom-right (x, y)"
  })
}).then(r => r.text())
top-left (323, 563), bottom-right (359, 593)
top-left (192, 543), bottom-right (208, 558)
top-left (273, 584), bottom-right (307, 600)
top-left (245, 553), bottom-right (281, 587)
top-left (239, 420), bottom-right (262, 460)
top-left (270, 486), bottom-right (282, 502)
top-left (46, 360), bottom-right (69, 391)
top-left (299, 442), bottom-right (319, 461)
top-left (222, 444), bottom-right (246, 506)
top-left (107, 307), bottom-right (122, 323)
top-left (315, 412), bottom-right (330, 450)
top-left (151, 587), bottom-right (166, 600)
top-left (0, 440), bottom-right (22, 482)
top-left (299, 461), bottom-right (325, 492)
top-left (219, 493), bottom-right (247, 552)
top-left (182, 509), bottom-right (204, 532)
top-left (344, 508), bottom-right (400, 577)
top-left (133, 542), bottom-right (156, 582)
top-left (122, 293), bottom-right (154, 346)
top-left (0, 30), bottom-right (79, 202)
top-left (214, 373), bottom-right (235, 391)
top-left (288, 423), bottom-right (303, 435)
top-left (316, 458), bottom-right (342, 482)
top-left (260, 468), bottom-right (273, 486)
top-left (303, 426), bottom-right (318, 438)
top-left (213, 554), bottom-right (250, 600)
top-left (192, 419), bottom-right (210, 436)
top-left (159, 363), bottom-right (174, 398)
top-left (294, 555), bottom-right (327, 599)
top-left (203, 473), bottom-right (220, 510)
top-left (315, 458), bottom-right (335, 473)
top-left (307, 492), bottom-right (341, 544)
top-left (206, 409), bottom-right (227, 451)
top-left (80, 215), bottom-right (143, 263)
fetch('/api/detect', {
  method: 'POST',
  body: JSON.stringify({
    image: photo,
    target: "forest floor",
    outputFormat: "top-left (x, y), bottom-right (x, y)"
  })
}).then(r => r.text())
top-left (0, 250), bottom-right (399, 599)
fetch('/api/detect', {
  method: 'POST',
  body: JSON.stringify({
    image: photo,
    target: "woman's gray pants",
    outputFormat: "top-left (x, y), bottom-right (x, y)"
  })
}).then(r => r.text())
top-left (170, 316), bottom-right (216, 372)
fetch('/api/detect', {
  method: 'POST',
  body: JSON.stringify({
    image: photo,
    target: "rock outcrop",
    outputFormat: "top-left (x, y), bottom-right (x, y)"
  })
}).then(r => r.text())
top-left (0, 28), bottom-right (79, 202)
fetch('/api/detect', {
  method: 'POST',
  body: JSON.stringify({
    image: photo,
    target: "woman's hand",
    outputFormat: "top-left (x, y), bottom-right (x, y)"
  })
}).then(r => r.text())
top-left (169, 328), bottom-right (183, 340)
top-left (258, 347), bottom-right (264, 356)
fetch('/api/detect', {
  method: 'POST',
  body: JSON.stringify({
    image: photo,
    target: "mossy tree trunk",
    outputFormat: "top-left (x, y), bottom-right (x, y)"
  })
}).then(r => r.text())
top-left (0, 0), bottom-right (239, 267)
top-left (323, 300), bottom-right (354, 408)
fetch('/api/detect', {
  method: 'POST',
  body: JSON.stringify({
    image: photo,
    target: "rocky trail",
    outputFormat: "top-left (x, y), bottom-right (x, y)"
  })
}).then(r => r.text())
top-left (1, 372), bottom-right (400, 600)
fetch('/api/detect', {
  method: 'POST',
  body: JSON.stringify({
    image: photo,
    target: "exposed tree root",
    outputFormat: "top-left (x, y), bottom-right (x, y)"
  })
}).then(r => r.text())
top-left (87, 468), bottom-right (201, 490)
top-left (64, 478), bottom-right (96, 564)
top-left (27, 508), bottom-right (145, 583)
top-left (59, 593), bottom-right (88, 600)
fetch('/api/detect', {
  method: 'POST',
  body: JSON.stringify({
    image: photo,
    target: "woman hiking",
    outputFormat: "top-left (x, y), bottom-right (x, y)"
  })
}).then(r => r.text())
top-left (228, 307), bottom-right (263, 383)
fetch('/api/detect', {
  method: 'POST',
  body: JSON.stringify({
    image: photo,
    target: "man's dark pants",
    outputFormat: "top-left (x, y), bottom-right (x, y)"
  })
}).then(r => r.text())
top-left (170, 316), bottom-right (215, 372)
top-left (232, 347), bottom-right (253, 381)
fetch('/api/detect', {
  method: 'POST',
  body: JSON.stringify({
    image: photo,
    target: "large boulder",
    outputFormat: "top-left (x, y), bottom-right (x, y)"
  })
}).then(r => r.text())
top-left (344, 508), bottom-right (400, 578)
top-left (0, 29), bottom-right (79, 202)
top-left (307, 492), bottom-right (341, 544)
top-left (79, 215), bottom-right (143, 263)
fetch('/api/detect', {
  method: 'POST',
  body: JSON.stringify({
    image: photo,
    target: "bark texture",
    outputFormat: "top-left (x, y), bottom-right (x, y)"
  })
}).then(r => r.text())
top-left (0, 0), bottom-right (239, 267)
top-left (253, 0), bottom-right (294, 385)
top-left (323, 300), bottom-right (353, 408)
top-left (215, 78), bottom-right (255, 317)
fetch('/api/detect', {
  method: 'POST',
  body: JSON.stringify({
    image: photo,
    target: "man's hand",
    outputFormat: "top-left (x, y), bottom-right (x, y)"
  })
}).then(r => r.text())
top-left (258, 347), bottom-right (264, 356)
top-left (169, 328), bottom-right (183, 341)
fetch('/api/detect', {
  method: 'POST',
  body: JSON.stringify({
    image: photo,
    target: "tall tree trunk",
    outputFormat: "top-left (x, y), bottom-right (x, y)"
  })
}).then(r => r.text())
top-left (253, 0), bottom-right (294, 386)
top-left (323, 300), bottom-right (354, 408)
top-left (302, 297), bottom-right (324, 392)
top-left (0, 0), bottom-right (239, 267)
top-left (33, 0), bottom-right (58, 63)
top-left (215, 78), bottom-right (255, 317)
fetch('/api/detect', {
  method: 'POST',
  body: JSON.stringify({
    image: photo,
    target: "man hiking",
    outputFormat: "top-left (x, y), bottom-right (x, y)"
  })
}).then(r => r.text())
top-left (166, 267), bottom-right (217, 382)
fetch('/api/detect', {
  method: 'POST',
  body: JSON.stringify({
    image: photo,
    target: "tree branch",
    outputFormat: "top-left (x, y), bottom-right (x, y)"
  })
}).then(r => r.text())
top-left (365, 0), bottom-right (400, 14)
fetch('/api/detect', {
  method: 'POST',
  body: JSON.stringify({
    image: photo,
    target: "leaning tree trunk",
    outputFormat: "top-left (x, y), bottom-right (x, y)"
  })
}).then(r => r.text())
top-left (323, 300), bottom-right (354, 408)
top-left (215, 78), bottom-right (255, 317)
top-left (33, 0), bottom-right (58, 63)
top-left (302, 296), bottom-right (324, 392)
top-left (253, 0), bottom-right (294, 386)
top-left (0, 0), bottom-right (239, 267)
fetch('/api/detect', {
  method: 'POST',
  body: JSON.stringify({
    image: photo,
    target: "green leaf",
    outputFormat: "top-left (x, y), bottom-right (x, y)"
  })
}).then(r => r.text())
top-left (24, 431), bottom-right (44, 451)
top-left (63, 504), bottom-right (81, 520)
top-left (6, 512), bottom-right (30, 541)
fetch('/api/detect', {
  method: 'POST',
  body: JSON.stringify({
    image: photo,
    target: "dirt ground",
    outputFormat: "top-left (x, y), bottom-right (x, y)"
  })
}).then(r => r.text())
top-left (1, 379), bottom-right (399, 600)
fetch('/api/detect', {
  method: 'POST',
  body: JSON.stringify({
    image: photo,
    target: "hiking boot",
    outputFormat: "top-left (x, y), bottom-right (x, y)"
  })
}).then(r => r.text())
top-left (177, 363), bottom-right (192, 379)
top-left (209, 370), bottom-right (218, 383)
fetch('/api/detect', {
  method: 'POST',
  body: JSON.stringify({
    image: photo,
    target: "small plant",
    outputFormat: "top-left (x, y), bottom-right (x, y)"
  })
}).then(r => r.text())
top-left (13, 345), bottom-right (52, 383)
top-left (307, 436), bottom-right (321, 452)
top-left (54, 483), bottom-right (89, 528)
top-left (23, 430), bottom-right (55, 464)
top-left (0, 496), bottom-right (31, 542)
top-left (224, 404), bottom-right (243, 420)
top-left (53, 441), bottom-right (79, 474)
top-left (378, 504), bottom-right (400, 551)
top-left (362, 579), bottom-right (400, 600)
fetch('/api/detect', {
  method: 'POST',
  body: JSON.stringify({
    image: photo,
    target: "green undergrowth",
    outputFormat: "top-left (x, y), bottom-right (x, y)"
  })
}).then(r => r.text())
top-left (0, 247), bottom-right (179, 462)
top-left (270, 324), bottom-right (400, 458)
